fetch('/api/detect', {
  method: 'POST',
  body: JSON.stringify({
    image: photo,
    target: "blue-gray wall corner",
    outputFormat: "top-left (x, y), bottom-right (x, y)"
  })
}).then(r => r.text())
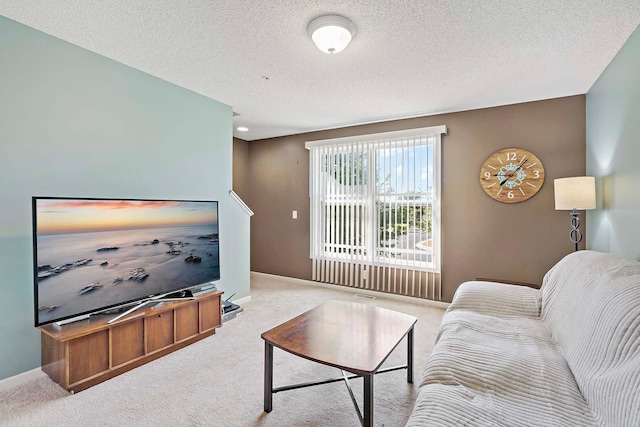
top-left (586, 24), bottom-right (640, 261)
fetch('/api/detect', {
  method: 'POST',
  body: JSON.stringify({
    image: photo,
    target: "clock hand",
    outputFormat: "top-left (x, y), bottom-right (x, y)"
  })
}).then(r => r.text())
top-left (514, 158), bottom-right (528, 172)
top-left (499, 159), bottom-right (529, 185)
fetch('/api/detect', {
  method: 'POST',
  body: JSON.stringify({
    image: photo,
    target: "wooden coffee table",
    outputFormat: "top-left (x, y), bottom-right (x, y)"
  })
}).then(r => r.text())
top-left (262, 299), bottom-right (417, 427)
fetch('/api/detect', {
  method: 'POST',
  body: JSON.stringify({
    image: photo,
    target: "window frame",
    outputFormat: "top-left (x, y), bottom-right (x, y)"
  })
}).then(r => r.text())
top-left (306, 125), bottom-right (446, 273)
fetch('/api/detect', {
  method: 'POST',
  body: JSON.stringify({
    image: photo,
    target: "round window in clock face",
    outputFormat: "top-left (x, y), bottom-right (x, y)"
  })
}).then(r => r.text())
top-left (479, 148), bottom-right (545, 203)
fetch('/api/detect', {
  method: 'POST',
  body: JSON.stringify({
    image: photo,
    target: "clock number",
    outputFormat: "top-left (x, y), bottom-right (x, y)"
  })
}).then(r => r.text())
top-left (505, 152), bottom-right (517, 161)
top-left (533, 170), bottom-right (540, 178)
top-left (484, 171), bottom-right (490, 179)
top-left (507, 191), bottom-right (514, 199)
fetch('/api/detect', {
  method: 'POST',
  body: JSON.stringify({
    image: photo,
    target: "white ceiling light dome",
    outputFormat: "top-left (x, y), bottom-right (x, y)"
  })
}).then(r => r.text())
top-left (307, 14), bottom-right (356, 54)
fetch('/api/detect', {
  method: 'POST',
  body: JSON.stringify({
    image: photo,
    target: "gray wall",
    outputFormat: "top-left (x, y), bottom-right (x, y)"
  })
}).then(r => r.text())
top-left (586, 25), bottom-right (640, 260)
top-left (0, 16), bottom-right (250, 381)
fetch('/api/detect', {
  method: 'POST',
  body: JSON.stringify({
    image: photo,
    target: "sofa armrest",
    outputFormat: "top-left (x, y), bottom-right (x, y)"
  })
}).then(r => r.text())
top-left (475, 277), bottom-right (541, 289)
top-left (448, 280), bottom-right (542, 318)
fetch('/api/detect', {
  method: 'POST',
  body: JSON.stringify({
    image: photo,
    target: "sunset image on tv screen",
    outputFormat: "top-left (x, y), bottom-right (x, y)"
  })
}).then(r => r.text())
top-left (34, 198), bottom-right (220, 326)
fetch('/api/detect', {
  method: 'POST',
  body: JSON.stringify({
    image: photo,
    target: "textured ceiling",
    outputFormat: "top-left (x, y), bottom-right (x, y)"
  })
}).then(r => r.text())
top-left (1, 1), bottom-right (639, 141)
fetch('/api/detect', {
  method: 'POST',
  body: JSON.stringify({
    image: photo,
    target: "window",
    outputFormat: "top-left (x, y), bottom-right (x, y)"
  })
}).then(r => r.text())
top-left (306, 126), bottom-right (446, 298)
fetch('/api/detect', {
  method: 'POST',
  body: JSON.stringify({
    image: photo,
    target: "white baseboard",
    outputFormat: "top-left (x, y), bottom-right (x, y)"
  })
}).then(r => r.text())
top-left (0, 368), bottom-right (47, 392)
top-left (250, 271), bottom-right (450, 310)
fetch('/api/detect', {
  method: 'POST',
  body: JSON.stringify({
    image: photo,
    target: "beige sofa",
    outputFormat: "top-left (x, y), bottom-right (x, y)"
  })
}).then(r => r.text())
top-left (407, 250), bottom-right (640, 426)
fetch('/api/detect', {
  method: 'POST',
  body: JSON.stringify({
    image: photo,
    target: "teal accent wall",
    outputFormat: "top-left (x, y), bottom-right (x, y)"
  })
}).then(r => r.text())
top-left (0, 16), bottom-right (250, 380)
top-left (586, 25), bottom-right (640, 260)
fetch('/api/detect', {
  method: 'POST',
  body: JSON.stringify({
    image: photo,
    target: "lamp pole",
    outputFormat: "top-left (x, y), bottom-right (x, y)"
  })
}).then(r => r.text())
top-left (569, 208), bottom-right (581, 252)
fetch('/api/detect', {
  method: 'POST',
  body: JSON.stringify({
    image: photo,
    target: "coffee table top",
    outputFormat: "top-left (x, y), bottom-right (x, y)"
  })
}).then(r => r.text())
top-left (261, 300), bottom-right (417, 376)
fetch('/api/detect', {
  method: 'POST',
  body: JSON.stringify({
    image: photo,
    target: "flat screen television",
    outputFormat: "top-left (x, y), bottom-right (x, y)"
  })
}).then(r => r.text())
top-left (33, 197), bottom-right (220, 326)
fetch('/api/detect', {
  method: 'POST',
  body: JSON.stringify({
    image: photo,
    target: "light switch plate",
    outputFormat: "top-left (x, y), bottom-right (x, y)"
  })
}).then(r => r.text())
top-left (292, 210), bottom-right (298, 219)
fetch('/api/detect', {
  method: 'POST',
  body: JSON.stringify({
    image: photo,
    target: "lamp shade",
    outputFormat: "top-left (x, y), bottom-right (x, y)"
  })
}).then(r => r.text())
top-left (554, 176), bottom-right (596, 210)
top-left (308, 15), bottom-right (356, 54)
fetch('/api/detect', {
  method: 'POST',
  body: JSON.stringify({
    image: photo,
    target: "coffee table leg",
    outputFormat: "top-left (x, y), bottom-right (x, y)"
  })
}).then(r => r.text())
top-left (363, 374), bottom-right (373, 427)
top-left (407, 326), bottom-right (414, 384)
top-left (264, 342), bottom-right (273, 412)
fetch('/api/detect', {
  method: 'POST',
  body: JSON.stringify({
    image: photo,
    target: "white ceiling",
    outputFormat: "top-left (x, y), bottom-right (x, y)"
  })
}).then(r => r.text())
top-left (1, 1), bottom-right (639, 141)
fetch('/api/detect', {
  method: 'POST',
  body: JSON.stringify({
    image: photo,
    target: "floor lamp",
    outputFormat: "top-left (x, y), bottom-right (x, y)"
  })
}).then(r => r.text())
top-left (554, 177), bottom-right (596, 251)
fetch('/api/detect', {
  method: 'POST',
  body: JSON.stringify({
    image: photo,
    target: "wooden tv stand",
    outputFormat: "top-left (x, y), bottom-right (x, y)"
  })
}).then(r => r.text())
top-left (39, 290), bottom-right (222, 393)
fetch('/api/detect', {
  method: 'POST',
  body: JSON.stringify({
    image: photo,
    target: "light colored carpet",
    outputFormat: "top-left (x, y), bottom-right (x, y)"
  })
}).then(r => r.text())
top-left (0, 274), bottom-right (445, 427)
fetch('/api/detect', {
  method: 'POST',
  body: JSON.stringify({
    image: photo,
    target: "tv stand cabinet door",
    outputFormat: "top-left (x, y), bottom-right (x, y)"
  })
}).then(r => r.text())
top-left (68, 330), bottom-right (109, 385)
top-left (111, 319), bottom-right (145, 367)
top-left (199, 294), bottom-right (222, 332)
top-left (175, 302), bottom-right (199, 342)
top-left (146, 311), bottom-right (174, 353)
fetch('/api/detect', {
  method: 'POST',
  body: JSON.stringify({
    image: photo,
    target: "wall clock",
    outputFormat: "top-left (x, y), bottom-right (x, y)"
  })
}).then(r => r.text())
top-left (479, 147), bottom-right (545, 203)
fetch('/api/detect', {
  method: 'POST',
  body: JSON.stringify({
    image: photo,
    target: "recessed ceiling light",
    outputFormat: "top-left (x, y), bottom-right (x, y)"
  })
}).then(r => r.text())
top-left (237, 127), bottom-right (249, 132)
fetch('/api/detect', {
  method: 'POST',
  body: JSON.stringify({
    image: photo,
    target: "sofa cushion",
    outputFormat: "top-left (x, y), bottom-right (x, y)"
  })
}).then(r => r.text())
top-left (541, 250), bottom-right (640, 427)
top-left (446, 280), bottom-right (541, 318)
top-left (406, 309), bottom-right (597, 426)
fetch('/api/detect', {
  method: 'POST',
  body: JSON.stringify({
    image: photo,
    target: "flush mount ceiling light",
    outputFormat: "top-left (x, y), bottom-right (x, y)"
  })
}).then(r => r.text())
top-left (307, 14), bottom-right (356, 54)
top-left (237, 126), bottom-right (249, 132)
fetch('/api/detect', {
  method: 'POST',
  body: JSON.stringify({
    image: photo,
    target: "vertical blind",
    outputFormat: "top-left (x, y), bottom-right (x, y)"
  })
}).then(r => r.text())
top-left (305, 125), bottom-right (446, 300)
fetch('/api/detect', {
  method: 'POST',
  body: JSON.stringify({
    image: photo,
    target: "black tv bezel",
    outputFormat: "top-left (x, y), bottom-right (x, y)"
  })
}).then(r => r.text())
top-left (32, 196), bottom-right (221, 327)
